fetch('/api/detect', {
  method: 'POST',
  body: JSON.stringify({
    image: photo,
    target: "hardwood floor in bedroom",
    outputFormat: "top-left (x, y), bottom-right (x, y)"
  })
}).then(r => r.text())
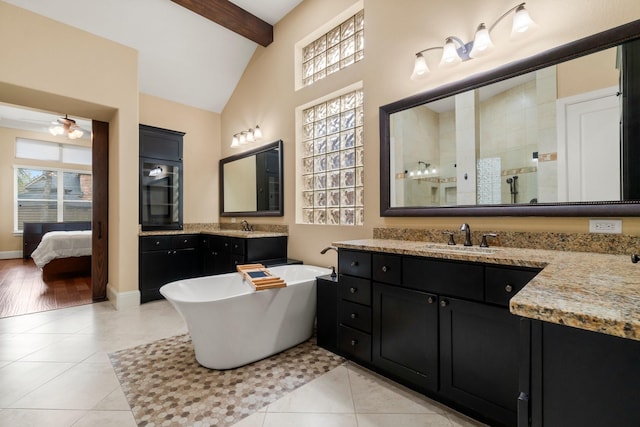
top-left (0, 258), bottom-right (92, 318)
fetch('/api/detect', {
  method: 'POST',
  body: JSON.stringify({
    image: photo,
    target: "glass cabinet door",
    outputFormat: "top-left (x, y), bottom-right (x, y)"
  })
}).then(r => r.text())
top-left (140, 159), bottom-right (182, 230)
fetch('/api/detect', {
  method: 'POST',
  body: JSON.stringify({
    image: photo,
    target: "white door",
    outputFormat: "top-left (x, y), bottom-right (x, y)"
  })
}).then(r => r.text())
top-left (557, 87), bottom-right (620, 202)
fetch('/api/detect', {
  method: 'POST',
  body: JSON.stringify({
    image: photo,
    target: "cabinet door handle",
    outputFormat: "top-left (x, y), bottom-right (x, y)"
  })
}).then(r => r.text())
top-left (350, 339), bottom-right (358, 346)
top-left (350, 313), bottom-right (358, 319)
top-left (427, 296), bottom-right (435, 304)
top-left (350, 261), bottom-right (358, 267)
top-left (440, 299), bottom-right (449, 308)
top-left (349, 287), bottom-right (357, 294)
top-left (505, 284), bottom-right (514, 293)
top-left (381, 266), bottom-right (388, 273)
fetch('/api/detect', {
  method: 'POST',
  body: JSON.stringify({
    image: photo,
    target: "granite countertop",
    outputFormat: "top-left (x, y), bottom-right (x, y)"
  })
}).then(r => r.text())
top-left (139, 229), bottom-right (287, 238)
top-left (333, 239), bottom-right (640, 341)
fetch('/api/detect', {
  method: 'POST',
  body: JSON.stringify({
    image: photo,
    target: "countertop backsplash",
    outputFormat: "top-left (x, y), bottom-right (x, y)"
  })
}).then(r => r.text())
top-left (373, 227), bottom-right (640, 255)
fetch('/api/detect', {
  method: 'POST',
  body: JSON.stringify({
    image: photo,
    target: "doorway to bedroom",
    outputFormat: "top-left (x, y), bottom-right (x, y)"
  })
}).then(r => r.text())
top-left (0, 103), bottom-right (108, 318)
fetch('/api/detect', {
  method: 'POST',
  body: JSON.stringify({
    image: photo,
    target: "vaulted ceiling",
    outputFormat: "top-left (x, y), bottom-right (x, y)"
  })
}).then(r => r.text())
top-left (2, 0), bottom-right (303, 113)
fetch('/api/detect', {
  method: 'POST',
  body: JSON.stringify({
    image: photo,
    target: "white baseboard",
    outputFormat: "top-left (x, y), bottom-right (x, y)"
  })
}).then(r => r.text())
top-left (106, 285), bottom-right (140, 310)
top-left (0, 251), bottom-right (23, 260)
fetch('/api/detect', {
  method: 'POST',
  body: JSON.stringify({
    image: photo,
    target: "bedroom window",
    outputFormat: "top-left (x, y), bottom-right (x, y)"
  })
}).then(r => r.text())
top-left (296, 83), bottom-right (364, 225)
top-left (14, 167), bottom-right (92, 232)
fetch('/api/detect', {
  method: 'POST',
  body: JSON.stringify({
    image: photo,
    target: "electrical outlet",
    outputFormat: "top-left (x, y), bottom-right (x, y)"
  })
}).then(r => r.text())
top-left (231, 218), bottom-right (236, 223)
top-left (589, 219), bottom-right (622, 234)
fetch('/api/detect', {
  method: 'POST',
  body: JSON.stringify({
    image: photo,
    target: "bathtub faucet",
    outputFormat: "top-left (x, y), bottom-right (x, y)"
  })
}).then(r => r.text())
top-left (320, 246), bottom-right (338, 279)
top-left (240, 220), bottom-right (253, 232)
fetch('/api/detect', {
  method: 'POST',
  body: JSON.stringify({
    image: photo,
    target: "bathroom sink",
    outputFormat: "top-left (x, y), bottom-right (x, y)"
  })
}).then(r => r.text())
top-left (423, 243), bottom-right (498, 255)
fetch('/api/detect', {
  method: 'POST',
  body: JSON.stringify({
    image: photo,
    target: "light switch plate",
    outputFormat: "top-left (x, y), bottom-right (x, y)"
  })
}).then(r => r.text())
top-left (589, 219), bottom-right (622, 234)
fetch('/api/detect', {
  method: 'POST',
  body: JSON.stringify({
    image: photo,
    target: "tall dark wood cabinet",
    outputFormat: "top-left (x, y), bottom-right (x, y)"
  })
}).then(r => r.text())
top-left (139, 124), bottom-right (185, 231)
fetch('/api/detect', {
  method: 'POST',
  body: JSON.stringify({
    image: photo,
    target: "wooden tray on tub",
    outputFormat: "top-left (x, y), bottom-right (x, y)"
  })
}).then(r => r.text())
top-left (237, 264), bottom-right (286, 290)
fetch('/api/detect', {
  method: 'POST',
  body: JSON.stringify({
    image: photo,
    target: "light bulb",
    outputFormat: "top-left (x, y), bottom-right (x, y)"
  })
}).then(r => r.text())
top-left (469, 23), bottom-right (494, 58)
top-left (254, 125), bottom-right (262, 139)
top-left (231, 134), bottom-right (240, 147)
top-left (411, 53), bottom-right (429, 80)
top-left (439, 38), bottom-right (461, 67)
top-left (511, 4), bottom-right (535, 37)
top-left (239, 132), bottom-right (247, 145)
top-left (247, 129), bottom-right (255, 142)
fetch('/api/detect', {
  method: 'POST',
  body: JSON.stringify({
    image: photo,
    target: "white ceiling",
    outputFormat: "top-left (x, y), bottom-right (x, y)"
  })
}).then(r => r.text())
top-left (3, 0), bottom-right (304, 114)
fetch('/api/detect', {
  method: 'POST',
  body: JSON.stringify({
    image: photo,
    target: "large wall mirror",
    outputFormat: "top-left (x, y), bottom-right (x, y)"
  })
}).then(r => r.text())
top-left (220, 140), bottom-right (283, 217)
top-left (381, 19), bottom-right (640, 216)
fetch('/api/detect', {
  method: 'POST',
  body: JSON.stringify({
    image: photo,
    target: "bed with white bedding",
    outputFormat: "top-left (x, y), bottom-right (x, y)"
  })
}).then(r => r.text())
top-left (23, 222), bottom-right (92, 281)
top-left (30, 230), bottom-right (92, 268)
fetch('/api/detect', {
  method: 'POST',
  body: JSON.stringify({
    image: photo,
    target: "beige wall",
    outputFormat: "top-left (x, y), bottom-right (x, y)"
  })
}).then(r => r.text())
top-left (0, 1), bottom-right (138, 294)
top-left (221, 0), bottom-right (640, 268)
top-left (139, 94), bottom-right (221, 224)
top-left (557, 47), bottom-right (619, 99)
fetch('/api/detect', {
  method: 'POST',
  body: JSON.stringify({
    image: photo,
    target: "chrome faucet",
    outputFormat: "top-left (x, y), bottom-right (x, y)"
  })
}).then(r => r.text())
top-left (240, 220), bottom-right (253, 232)
top-left (459, 223), bottom-right (473, 246)
top-left (320, 246), bottom-right (338, 279)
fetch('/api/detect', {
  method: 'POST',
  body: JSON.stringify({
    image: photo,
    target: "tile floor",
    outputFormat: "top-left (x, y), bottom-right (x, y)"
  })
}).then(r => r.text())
top-left (0, 300), bottom-right (485, 427)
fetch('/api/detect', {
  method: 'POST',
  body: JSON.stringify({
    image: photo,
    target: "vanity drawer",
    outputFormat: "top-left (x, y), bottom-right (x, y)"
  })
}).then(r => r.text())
top-left (338, 275), bottom-right (371, 306)
top-left (372, 253), bottom-right (402, 285)
top-left (403, 256), bottom-right (484, 302)
top-left (338, 325), bottom-right (371, 362)
top-left (339, 300), bottom-right (372, 333)
top-left (171, 234), bottom-right (199, 249)
top-left (140, 236), bottom-right (171, 251)
top-left (339, 250), bottom-right (372, 279)
top-left (485, 266), bottom-right (540, 307)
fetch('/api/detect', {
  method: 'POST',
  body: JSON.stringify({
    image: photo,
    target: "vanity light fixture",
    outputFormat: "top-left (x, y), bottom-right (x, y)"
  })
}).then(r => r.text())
top-left (407, 160), bottom-right (438, 179)
top-left (411, 2), bottom-right (536, 80)
top-left (230, 125), bottom-right (263, 147)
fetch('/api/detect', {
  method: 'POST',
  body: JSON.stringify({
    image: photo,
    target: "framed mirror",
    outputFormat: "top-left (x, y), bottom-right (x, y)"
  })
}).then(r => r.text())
top-left (220, 140), bottom-right (283, 217)
top-left (380, 19), bottom-right (640, 216)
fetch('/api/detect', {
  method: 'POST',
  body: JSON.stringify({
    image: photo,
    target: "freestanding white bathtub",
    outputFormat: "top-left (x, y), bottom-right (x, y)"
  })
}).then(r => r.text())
top-left (160, 264), bottom-right (331, 369)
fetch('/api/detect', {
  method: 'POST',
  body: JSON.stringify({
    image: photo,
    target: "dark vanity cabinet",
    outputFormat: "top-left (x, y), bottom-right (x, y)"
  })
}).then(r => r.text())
top-left (336, 250), bottom-right (373, 363)
top-left (201, 235), bottom-right (288, 275)
top-left (139, 124), bottom-right (185, 231)
top-left (319, 249), bottom-right (541, 427)
top-left (519, 320), bottom-right (640, 427)
top-left (138, 234), bottom-right (200, 303)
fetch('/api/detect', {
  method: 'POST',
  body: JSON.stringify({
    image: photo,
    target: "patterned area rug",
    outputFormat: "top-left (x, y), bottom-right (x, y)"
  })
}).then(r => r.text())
top-left (109, 334), bottom-right (344, 427)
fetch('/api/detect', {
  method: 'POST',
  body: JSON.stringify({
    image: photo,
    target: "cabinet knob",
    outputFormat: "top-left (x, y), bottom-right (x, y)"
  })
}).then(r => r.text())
top-left (350, 313), bottom-right (358, 319)
top-left (350, 261), bottom-right (358, 267)
top-left (155, 241), bottom-right (160, 245)
top-left (505, 284), bottom-right (514, 293)
top-left (183, 239), bottom-right (188, 243)
top-left (350, 339), bottom-right (358, 346)
top-left (440, 299), bottom-right (449, 308)
top-left (381, 266), bottom-right (388, 273)
top-left (427, 296), bottom-right (435, 304)
top-left (349, 287), bottom-right (357, 294)
top-left (167, 250), bottom-right (172, 255)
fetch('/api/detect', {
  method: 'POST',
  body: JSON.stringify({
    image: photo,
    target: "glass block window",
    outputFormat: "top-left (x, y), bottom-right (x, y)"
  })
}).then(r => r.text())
top-left (300, 88), bottom-right (364, 225)
top-left (302, 10), bottom-right (364, 87)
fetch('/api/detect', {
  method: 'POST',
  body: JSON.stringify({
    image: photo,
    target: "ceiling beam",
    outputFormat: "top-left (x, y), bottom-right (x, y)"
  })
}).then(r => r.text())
top-left (171, 0), bottom-right (273, 47)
